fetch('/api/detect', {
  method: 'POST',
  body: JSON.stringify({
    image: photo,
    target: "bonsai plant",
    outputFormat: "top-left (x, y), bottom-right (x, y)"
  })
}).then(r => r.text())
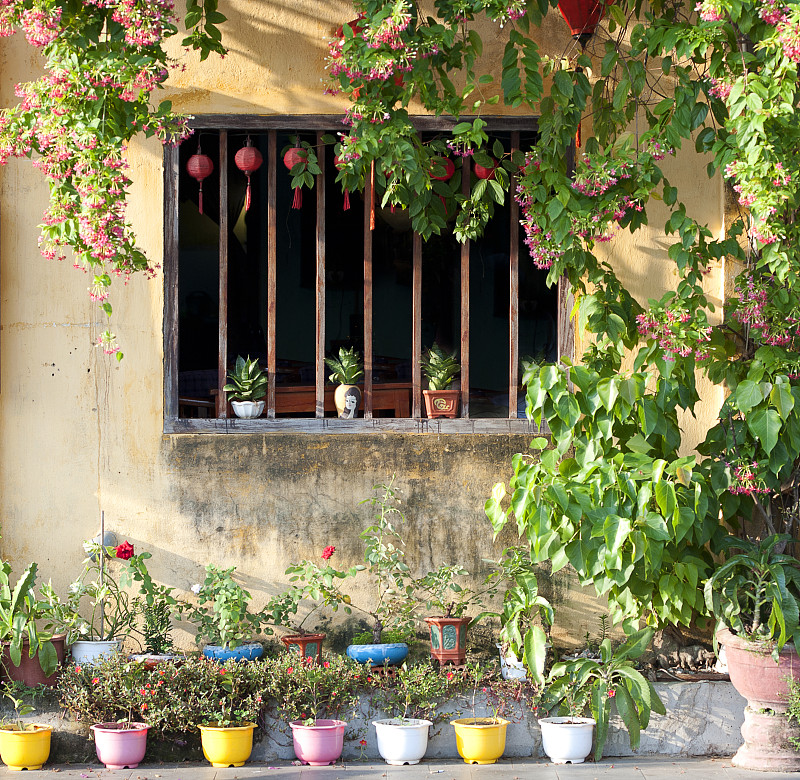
top-left (180, 564), bottom-right (268, 661)
top-left (540, 627), bottom-right (664, 763)
top-left (0, 692), bottom-right (52, 771)
top-left (420, 343), bottom-right (460, 418)
top-left (224, 355), bottom-right (268, 419)
top-left (324, 346), bottom-right (363, 419)
top-left (0, 561), bottom-right (65, 687)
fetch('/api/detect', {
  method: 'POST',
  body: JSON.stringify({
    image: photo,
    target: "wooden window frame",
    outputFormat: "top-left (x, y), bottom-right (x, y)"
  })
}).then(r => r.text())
top-left (163, 114), bottom-right (573, 434)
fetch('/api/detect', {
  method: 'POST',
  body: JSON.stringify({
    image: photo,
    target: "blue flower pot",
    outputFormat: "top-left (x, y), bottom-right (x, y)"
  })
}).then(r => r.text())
top-left (345, 642), bottom-right (408, 666)
top-left (202, 643), bottom-right (264, 662)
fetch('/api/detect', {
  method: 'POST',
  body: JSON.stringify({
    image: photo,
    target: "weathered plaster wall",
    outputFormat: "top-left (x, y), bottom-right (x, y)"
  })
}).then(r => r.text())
top-left (0, 1), bottom-right (721, 651)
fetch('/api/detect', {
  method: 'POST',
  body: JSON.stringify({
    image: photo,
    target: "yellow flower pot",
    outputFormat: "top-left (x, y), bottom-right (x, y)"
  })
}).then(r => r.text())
top-left (450, 717), bottom-right (509, 764)
top-left (198, 722), bottom-right (255, 767)
top-left (0, 724), bottom-right (52, 770)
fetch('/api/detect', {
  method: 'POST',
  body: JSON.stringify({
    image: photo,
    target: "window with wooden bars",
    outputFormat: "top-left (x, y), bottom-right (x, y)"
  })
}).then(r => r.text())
top-left (163, 115), bottom-right (571, 433)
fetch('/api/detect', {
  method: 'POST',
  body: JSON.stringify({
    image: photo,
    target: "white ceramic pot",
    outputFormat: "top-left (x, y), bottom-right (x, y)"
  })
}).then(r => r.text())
top-left (70, 639), bottom-right (122, 665)
top-left (497, 643), bottom-right (527, 680)
top-left (373, 718), bottom-right (432, 765)
top-left (538, 717), bottom-right (595, 764)
top-left (231, 400), bottom-right (264, 419)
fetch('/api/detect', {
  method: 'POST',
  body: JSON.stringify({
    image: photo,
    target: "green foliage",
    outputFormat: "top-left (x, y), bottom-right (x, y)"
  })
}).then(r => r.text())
top-left (704, 534), bottom-right (800, 653)
top-left (1, 692), bottom-right (35, 732)
top-left (324, 347), bottom-right (364, 385)
top-left (223, 355), bottom-right (268, 402)
top-left (543, 628), bottom-right (665, 761)
top-left (420, 344), bottom-right (461, 391)
top-left (413, 563), bottom-right (496, 619)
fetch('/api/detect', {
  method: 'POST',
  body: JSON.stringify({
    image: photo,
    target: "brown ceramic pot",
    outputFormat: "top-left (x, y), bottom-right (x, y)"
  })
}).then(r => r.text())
top-left (718, 627), bottom-right (800, 712)
top-left (425, 617), bottom-right (470, 665)
top-left (423, 389), bottom-right (459, 419)
top-left (281, 633), bottom-right (325, 664)
top-left (2, 635), bottom-right (66, 688)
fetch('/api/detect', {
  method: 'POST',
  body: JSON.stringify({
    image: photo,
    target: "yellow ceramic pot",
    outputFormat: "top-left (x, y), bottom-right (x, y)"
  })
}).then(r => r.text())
top-left (0, 724), bottom-right (52, 770)
top-left (450, 717), bottom-right (509, 764)
top-left (198, 722), bottom-right (255, 767)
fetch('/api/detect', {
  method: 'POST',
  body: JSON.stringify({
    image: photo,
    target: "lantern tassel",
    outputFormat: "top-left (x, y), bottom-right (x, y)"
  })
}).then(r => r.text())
top-left (369, 160), bottom-right (375, 231)
top-left (245, 175), bottom-right (252, 212)
top-left (198, 182), bottom-right (204, 215)
top-left (343, 188), bottom-right (350, 211)
top-left (292, 187), bottom-right (302, 209)
top-left (576, 119), bottom-right (582, 149)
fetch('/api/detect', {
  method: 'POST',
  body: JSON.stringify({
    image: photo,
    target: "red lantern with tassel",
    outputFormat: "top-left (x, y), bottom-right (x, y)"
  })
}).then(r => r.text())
top-left (430, 156), bottom-right (455, 181)
top-left (186, 145), bottom-right (214, 215)
top-left (234, 137), bottom-right (262, 212)
top-left (474, 158), bottom-right (498, 180)
top-left (283, 147), bottom-right (308, 209)
top-left (557, 0), bottom-right (611, 47)
top-left (334, 154), bottom-right (351, 211)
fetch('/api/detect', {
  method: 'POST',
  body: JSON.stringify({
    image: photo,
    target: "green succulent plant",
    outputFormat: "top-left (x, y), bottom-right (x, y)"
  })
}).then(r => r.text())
top-left (421, 344), bottom-right (460, 390)
top-left (325, 346), bottom-right (364, 385)
top-left (223, 356), bottom-right (267, 402)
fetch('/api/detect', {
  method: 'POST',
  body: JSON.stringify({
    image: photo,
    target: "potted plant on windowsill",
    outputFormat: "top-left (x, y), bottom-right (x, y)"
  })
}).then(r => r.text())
top-left (224, 355), bottom-right (267, 419)
top-left (705, 533), bottom-right (800, 770)
top-left (180, 564), bottom-right (267, 662)
top-left (421, 343), bottom-right (460, 419)
top-left (0, 692), bottom-right (52, 771)
top-left (324, 346), bottom-right (363, 419)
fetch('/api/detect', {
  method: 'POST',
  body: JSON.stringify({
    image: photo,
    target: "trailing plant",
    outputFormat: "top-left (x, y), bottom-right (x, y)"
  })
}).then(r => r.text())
top-left (704, 533), bottom-right (800, 653)
top-left (542, 628), bottom-right (665, 762)
top-left (324, 346), bottom-right (364, 385)
top-left (223, 356), bottom-right (268, 403)
top-left (420, 344), bottom-right (460, 391)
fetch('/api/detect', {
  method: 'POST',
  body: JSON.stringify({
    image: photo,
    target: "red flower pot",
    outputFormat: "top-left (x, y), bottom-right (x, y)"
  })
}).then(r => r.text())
top-left (423, 389), bottom-right (460, 419)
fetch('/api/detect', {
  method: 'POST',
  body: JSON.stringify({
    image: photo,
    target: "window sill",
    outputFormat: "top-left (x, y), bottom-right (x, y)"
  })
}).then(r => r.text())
top-left (164, 417), bottom-right (544, 434)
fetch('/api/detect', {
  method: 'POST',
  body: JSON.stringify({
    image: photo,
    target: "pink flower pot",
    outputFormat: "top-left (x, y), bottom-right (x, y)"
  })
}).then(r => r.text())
top-left (91, 722), bottom-right (149, 769)
top-left (290, 719), bottom-right (346, 765)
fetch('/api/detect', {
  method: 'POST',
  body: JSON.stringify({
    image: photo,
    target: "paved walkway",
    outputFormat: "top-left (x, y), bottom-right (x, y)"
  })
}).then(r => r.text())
top-left (0, 757), bottom-right (795, 779)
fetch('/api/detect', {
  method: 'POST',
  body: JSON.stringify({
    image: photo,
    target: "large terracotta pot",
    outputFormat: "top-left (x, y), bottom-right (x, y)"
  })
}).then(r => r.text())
top-left (2, 635), bottom-right (66, 687)
top-left (425, 616), bottom-right (469, 665)
top-left (718, 627), bottom-right (800, 711)
top-left (423, 389), bottom-right (459, 419)
top-left (280, 633), bottom-right (325, 664)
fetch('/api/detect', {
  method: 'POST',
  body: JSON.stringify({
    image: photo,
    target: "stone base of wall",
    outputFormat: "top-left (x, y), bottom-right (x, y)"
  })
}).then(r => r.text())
top-left (14, 681), bottom-right (745, 765)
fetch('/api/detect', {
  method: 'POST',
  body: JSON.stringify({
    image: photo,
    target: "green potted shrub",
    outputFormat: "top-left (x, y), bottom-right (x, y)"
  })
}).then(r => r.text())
top-left (540, 627), bottom-right (664, 763)
top-left (324, 346), bottom-right (363, 419)
top-left (224, 355), bottom-right (267, 419)
top-left (420, 343), bottom-right (460, 418)
top-left (180, 564), bottom-right (268, 662)
top-left (0, 561), bottom-right (65, 687)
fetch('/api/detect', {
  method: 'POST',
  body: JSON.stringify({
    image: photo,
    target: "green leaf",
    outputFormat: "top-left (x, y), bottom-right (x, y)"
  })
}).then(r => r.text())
top-left (747, 408), bottom-right (781, 455)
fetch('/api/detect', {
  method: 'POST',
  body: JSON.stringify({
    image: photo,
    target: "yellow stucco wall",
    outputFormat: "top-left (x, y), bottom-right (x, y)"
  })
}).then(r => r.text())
top-left (0, 2), bottom-right (723, 651)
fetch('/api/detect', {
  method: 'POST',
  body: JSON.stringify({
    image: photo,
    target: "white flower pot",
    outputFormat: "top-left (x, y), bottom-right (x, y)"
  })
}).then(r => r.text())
top-left (497, 643), bottom-right (527, 680)
top-left (70, 639), bottom-right (122, 665)
top-left (231, 400), bottom-right (264, 419)
top-left (373, 718), bottom-right (432, 765)
top-left (538, 717), bottom-right (595, 764)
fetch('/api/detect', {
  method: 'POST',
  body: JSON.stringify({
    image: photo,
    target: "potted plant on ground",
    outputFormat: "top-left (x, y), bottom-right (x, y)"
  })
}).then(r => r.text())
top-left (91, 719), bottom-right (150, 770)
top-left (477, 547), bottom-right (553, 683)
top-left (181, 564), bottom-right (267, 661)
top-left (0, 561), bottom-right (65, 687)
top-left (0, 692), bottom-right (52, 770)
top-left (284, 478), bottom-right (417, 668)
top-left (223, 355), bottom-right (268, 419)
top-left (324, 346), bottom-right (363, 419)
top-left (540, 627), bottom-right (664, 763)
top-left (420, 343), bottom-right (460, 419)
top-left (705, 533), bottom-right (800, 770)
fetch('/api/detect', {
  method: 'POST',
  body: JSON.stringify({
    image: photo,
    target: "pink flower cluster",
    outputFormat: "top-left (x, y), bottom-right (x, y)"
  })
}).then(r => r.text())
top-left (707, 78), bottom-right (732, 100)
top-left (572, 156), bottom-right (634, 197)
top-left (20, 5), bottom-right (61, 46)
top-left (760, 0), bottom-right (788, 24)
top-left (636, 308), bottom-right (712, 360)
top-left (695, 0), bottom-right (723, 21)
top-left (733, 274), bottom-right (799, 346)
top-left (778, 16), bottom-right (800, 61)
top-left (728, 461), bottom-right (771, 495)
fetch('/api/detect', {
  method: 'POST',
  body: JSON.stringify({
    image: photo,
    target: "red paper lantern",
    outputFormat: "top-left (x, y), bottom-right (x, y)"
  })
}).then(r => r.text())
top-left (474, 159), bottom-right (498, 180)
top-left (283, 147), bottom-right (308, 209)
top-left (186, 148), bottom-right (214, 215)
top-left (557, 0), bottom-right (611, 47)
top-left (430, 156), bottom-right (455, 181)
top-left (234, 138), bottom-right (262, 212)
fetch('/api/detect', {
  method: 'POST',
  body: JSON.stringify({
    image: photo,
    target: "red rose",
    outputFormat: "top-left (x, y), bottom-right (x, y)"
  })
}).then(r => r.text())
top-left (321, 545), bottom-right (335, 560)
top-left (115, 541), bottom-right (134, 560)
